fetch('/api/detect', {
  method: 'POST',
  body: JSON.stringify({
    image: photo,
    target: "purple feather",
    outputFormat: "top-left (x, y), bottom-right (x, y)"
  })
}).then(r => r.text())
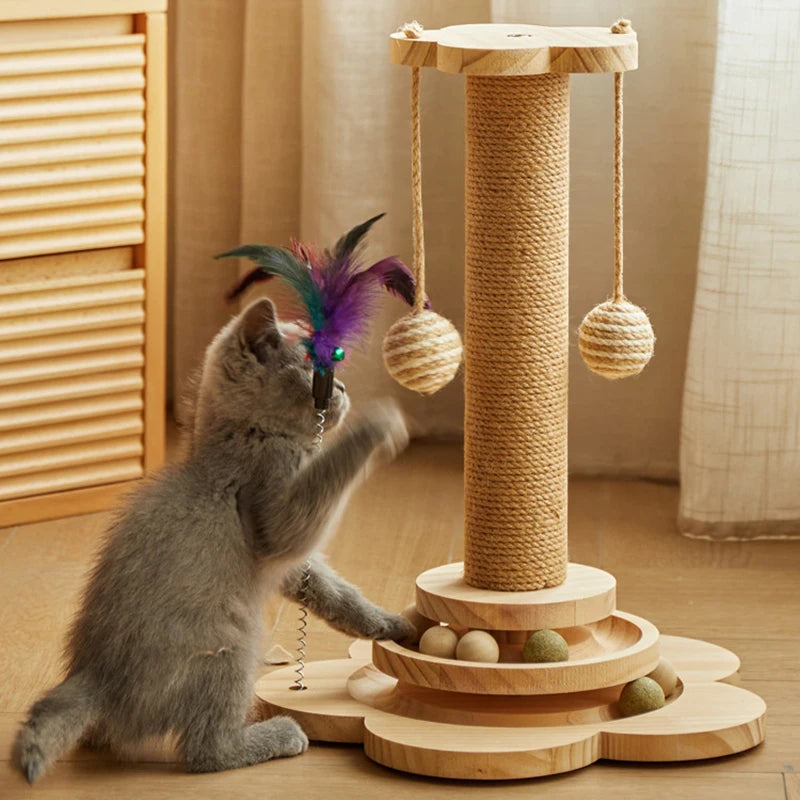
top-left (220, 215), bottom-right (423, 372)
top-left (352, 257), bottom-right (431, 309)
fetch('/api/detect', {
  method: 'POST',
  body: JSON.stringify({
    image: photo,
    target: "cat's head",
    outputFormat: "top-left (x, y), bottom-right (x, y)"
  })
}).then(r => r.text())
top-left (193, 298), bottom-right (349, 442)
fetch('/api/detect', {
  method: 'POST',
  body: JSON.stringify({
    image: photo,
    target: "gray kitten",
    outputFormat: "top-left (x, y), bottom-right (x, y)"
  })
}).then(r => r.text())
top-left (13, 297), bottom-right (414, 782)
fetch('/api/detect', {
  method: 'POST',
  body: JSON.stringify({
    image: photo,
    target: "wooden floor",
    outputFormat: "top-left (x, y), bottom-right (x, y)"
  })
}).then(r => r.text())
top-left (1, 442), bottom-right (798, 799)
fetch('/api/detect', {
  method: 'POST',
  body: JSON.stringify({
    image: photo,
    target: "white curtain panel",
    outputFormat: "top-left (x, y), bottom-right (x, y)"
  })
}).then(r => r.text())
top-left (679, 0), bottom-right (800, 539)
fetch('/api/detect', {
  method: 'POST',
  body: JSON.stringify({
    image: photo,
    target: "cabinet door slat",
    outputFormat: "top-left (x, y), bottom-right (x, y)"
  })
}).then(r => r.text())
top-left (0, 370), bottom-right (143, 410)
top-left (0, 392), bottom-right (143, 433)
top-left (0, 90), bottom-right (145, 122)
top-left (0, 225), bottom-right (144, 260)
top-left (0, 412), bottom-right (143, 456)
top-left (0, 347), bottom-right (143, 387)
top-left (0, 179), bottom-right (143, 214)
top-left (0, 325), bottom-right (144, 363)
top-left (0, 457), bottom-right (143, 502)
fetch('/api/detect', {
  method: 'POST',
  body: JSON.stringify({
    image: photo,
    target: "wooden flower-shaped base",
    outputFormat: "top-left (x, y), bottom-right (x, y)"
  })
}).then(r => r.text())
top-left (255, 565), bottom-right (766, 780)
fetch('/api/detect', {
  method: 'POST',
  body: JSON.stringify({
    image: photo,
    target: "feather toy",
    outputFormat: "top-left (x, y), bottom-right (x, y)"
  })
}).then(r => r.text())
top-left (216, 214), bottom-right (428, 377)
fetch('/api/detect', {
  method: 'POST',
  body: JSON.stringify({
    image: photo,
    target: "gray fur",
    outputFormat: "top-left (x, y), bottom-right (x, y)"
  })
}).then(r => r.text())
top-left (13, 298), bottom-right (413, 782)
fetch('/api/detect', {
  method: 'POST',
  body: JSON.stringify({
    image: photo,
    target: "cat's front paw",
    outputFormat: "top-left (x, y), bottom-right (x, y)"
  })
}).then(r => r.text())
top-left (371, 612), bottom-right (417, 643)
top-left (267, 716), bottom-right (309, 758)
top-left (362, 399), bottom-right (409, 461)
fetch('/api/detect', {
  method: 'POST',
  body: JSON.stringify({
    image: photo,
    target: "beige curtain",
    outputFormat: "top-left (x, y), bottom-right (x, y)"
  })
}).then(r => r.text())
top-left (679, 0), bottom-right (800, 540)
top-left (170, 0), bottom-right (717, 476)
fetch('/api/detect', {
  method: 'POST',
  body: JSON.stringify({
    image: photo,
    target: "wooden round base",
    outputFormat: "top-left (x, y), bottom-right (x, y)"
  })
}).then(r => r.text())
top-left (255, 634), bottom-right (765, 780)
top-left (372, 610), bottom-right (659, 695)
top-left (415, 562), bottom-right (616, 630)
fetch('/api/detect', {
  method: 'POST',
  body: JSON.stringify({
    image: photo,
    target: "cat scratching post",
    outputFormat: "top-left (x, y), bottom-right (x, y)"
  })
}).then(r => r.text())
top-left (255, 24), bottom-right (766, 780)
top-left (463, 69), bottom-right (569, 592)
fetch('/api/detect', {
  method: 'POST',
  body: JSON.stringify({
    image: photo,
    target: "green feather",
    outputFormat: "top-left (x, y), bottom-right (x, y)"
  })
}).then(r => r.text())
top-left (216, 244), bottom-right (324, 329)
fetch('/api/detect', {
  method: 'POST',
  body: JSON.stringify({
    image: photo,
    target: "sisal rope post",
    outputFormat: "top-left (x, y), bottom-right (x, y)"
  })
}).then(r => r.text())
top-left (463, 73), bottom-right (570, 591)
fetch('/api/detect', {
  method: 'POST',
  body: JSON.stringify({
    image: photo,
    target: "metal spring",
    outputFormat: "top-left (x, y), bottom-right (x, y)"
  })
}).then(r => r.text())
top-left (312, 408), bottom-right (326, 449)
top-left (290, 407), bottom-right (326, 691)
top-left (290, 566), bottom-right (311, 691)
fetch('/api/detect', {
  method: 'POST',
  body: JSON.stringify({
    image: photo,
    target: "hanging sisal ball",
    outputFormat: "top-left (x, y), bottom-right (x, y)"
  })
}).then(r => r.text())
top-left (384, 31), bottom-right (463, 395)
top-left (580, 26), bottom-right (655, 381)
top-left (383, 310), bottom-right (462, 395)
top-left (578, 299), bottom-right (654, 379)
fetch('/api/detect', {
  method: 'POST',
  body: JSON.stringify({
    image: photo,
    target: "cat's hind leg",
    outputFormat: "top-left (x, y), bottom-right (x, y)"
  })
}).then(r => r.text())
top-left (183, 716), bottom-right (308, 773)
top-left (178, 648), bottom-right (308, 773)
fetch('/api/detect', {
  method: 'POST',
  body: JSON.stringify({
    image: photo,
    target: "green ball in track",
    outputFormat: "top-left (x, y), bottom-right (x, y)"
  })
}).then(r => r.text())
top-left (522, 629), bottom-right (569, 663)
top-left (618, 677), bottom-right (666, 717)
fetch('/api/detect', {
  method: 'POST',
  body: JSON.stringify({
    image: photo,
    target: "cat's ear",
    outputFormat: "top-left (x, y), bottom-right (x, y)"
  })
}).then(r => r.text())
top-left (238, 298), bottom-right (281, 363)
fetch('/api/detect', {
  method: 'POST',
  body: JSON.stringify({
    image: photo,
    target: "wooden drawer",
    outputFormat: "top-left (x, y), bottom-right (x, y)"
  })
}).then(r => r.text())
top-left (0, 269), bottom-right (146, 502)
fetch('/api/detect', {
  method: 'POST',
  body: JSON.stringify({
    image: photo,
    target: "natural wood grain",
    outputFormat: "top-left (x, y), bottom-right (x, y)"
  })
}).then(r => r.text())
top-left (0, 347), bottom-right (143, 386)
top-left (256, 659), bottom-right (369, 743)
top-left (0, 91), bottom-right (144, 122)
top-left (0, 17), bottom-right (133, 47)
top-left (0, 269), bottom-right (144, 310)
top-left (0, 326), bottom-right (144, 364)
top-left (0, 457), bottom-right (142, 502)
top-left (0, 37), bottom-right (144, 72)
top-left (0, 479), bottom-right (137, 528)
top-left (0, 115), bottom-right (145, 147)
top-left (786, 774), bottom-right (800, 800)
top-left (389, 29), bottom-right (439, 68)
top-left (0, 1), bottom-right (165, 20)
top-left (0, 247), bottom-right (134, 286)
top-left (0, 157), bottom-right (144, 190)
top-left (0, 393), bottom-right (143, 433)
top-left (0, 71), bottom-right (145, 101)
top-left (0, 370), bottom-right (143, 410)
top-left (0, 435), bottom-right (142, 480)
top-left (0, 179), bottom-right (144, 214)
top-left (0, 412), bottom-right (143, 456)
top-left (416, 561), bottom-right (616, 630)
top-left (0, 302), bottom-right (143, 340)
top-left (0, 34), bottom-right (144, 57)
top-left (138, 11), bottom-right (167, 473)
top-left (0, 201), bottom-right (144, 239)
top-left (259, 634), bottom-right (765, 780)
top-left (371, 611), bottom-right (659, 695)
top-left (390, 24), bottom-right (637, 76)
top-left (0, 225), bottom-right (144, 260)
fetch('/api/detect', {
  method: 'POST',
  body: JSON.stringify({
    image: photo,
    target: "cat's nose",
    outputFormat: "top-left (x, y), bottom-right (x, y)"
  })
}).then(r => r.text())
top-left (334, 378), bottom-right (345, 393)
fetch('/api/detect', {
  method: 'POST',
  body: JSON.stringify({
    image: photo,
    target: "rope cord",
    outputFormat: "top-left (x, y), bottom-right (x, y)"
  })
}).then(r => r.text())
top-left (610, 17), bottom-right (632, 302)
top-left (402, 21), bottom-right (426, 312)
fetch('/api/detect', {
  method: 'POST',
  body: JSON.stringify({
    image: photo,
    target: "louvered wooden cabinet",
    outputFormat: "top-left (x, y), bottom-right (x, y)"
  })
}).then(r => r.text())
top-left (0, 1), bottom-right (167, 526)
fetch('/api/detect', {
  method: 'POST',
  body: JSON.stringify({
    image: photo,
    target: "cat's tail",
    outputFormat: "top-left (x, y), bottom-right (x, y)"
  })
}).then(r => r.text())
top-left (12, 672), bottom-right (96, 784)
